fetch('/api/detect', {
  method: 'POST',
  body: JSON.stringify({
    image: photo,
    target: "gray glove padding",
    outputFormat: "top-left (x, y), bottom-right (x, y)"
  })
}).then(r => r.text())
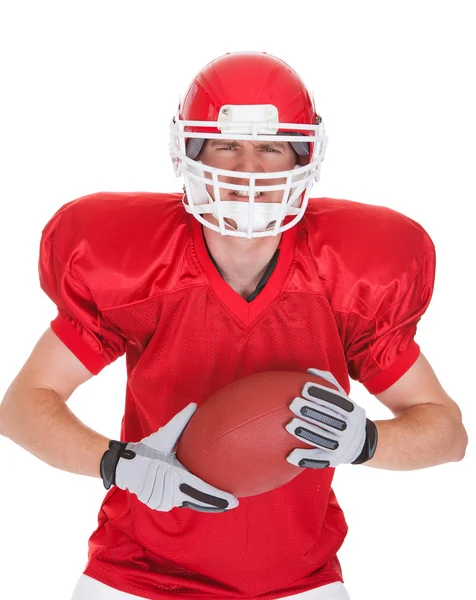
top-left (115, 403), bottom-right (239, 513)
top-left (286, 368), bottom-right (377, 468)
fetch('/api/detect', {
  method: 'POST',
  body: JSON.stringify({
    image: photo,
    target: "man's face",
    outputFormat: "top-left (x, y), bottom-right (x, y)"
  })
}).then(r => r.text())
top-left (197, 139), bottom-right (303, 205)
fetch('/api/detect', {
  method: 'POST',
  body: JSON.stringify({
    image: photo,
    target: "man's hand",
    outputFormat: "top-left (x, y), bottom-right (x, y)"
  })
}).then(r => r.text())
top-left (286, 368), bottom-right (378, 468)
top-left (101, 404), bottom-right (239, 513)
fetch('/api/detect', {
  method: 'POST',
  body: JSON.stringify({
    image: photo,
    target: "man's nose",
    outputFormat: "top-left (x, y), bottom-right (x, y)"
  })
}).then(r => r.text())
top-left (232, 150), bottom-right (265, 175)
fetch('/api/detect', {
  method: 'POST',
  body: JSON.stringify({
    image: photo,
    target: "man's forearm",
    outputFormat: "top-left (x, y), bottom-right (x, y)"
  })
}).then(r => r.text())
top-left (0, 385), bottom-right (110, 478)
top-left (364, 403), bottom-right (467, 470)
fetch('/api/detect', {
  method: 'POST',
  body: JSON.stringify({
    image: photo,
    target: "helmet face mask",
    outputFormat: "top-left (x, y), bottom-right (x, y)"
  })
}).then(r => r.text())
top-left (169, 52), bottom-right (328, 239)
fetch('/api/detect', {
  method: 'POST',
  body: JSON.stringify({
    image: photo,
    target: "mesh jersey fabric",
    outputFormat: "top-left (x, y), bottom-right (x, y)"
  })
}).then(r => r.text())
top-left (38, 192), bottom-right (436, 599)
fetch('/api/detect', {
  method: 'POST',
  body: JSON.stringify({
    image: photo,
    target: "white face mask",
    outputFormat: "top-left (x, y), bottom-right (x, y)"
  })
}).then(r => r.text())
top-left (183, 162), bottom-right (304, 235)
top-left (169, 104), bottom-right (328, 239)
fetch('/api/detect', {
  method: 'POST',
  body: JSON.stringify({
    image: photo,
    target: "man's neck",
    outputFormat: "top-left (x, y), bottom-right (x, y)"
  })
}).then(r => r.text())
top-left (202, 227), bottom-right (281, 299)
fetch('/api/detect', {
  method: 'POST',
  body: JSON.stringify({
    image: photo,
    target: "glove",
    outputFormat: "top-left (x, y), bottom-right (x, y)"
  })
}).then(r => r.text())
top-left (286, 368), bottom-right (378, 469)
top-left (100, 403), bottom-right (239, 513)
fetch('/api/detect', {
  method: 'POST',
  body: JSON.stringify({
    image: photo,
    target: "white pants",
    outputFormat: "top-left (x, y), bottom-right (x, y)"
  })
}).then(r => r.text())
top-left (71, 574), bottom-right (351, 599)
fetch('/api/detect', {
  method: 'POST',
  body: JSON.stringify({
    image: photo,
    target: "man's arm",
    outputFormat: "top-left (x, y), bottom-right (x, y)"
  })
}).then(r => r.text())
top-left (0, 327), bottom-right (110, 477)
top-left (364, 352), bottom-right (468, 470)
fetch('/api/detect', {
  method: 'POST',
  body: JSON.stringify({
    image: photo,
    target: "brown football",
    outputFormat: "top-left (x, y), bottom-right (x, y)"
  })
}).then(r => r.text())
top-left (176, 370), bottom-right (337, 498)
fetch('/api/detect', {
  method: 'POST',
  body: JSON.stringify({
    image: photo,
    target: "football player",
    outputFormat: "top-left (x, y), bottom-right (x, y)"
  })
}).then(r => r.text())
top-left (0, 52), bottom-right (467, 600)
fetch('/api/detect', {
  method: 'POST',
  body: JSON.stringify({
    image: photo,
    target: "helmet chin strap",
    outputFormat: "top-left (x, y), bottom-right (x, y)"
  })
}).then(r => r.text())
top-left (183, 193), bottom-right (303, 235)
top-left (211, 201), bottom-right (300, 233)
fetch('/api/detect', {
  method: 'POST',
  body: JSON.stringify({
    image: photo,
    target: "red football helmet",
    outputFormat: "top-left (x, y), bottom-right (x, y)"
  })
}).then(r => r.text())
top-left (170, 52), bottom-right (327, 238)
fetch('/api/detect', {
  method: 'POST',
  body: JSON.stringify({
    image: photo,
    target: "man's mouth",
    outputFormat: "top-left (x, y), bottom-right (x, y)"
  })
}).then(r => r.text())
top-left (233, 190), bottom-right (264, 198)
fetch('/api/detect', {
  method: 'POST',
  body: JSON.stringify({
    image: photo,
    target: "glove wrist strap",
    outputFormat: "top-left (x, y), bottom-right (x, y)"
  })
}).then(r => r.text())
top-left (100, 440), bottom-right (134, 490)
top-left (351, 419), bottom-right (378, 465)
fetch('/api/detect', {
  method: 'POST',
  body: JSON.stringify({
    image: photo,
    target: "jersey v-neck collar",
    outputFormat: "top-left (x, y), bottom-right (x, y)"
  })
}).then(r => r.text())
top-left (202, 228), bottom-right (280, 303)
top-left (190, 217), bottom-right (299, 326)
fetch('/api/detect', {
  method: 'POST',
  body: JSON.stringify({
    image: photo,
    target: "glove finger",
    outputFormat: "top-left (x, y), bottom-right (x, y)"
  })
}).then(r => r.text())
top-left (289, 397), bottom-right (347, 432)
top-left (302, 382), bottom-right (355, 417)
top-left (307, 368), bottom-right (347, 397)
top-left (143, 403), bottom-right (198, 453)
top-left (286, 447), bottom-right (331, 469)
top-left (285, 417), bottom-right (340, 450)
top-left (142, 463), bottom-right (229, 513)
top-left (179, 483), bottom-right (231, 510)
top-left (180, 501), bottom-right (227, 513)
top-left (179, 469), bottom-right (239, 510)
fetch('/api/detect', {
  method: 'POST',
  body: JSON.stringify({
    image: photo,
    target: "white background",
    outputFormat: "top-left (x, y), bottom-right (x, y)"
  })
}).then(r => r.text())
top-left (0, 1), bottom-right (474, 599)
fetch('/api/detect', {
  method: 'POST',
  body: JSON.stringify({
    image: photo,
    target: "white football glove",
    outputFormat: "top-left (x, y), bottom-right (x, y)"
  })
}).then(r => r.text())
top-left (112, 403), bottom-right (239, 513)
top-left (286, 368), bottom-right (378, 468)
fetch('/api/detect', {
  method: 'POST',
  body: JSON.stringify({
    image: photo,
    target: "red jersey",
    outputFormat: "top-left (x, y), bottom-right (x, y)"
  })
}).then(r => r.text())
top-left (39, 193), bottom-right (435, 599)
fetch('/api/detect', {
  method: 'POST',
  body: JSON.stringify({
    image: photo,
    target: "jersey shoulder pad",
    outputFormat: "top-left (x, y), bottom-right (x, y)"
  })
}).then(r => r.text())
top-left (303, 197), bottom-right (435, 317)
top-left (41, 192), bottom-right (189, 308)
